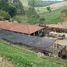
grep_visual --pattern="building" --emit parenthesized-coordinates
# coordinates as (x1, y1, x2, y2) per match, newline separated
(0, 29, 56, 56)
(0, 21, 63, 57)
(0, 21, 44, 36)
(0, 21, 57, 56)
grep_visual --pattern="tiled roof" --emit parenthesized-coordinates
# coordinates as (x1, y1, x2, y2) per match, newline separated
(0, 21, 44, 34)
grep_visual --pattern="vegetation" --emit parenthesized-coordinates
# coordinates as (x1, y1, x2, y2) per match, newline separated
(0, 1, 67, 67)
(43, 10, 63, 24)
(46, 6, 52, 13)
(0, 40, 67, 67)
(0, 0, 9, 11)
(0, 0, 24, 19)
(14, 10, 63, 24)
(0, 0, 65, 24)
(0, 10, 10, 20)
(8, 6, 17, 17)
(13, 0, 65, 24)
(13, 15, 40, 24)
(12, 0, 25, 15)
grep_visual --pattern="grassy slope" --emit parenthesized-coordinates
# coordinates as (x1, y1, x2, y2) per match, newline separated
(14, 9, 63, 24)
(0, 40, 67, 67)
(14, 1, 67, 24)
(40, 10, 63, 24)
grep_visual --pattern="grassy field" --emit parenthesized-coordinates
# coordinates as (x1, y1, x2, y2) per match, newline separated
(14, 2, 67, 24)
(0, 40, 67, 67)
(14, 9, 63, 24)
(13, 1, 67, 24)
(41, 10, 63, 24)
(13, 15, 40, 24)
(13, 7, 65, 24)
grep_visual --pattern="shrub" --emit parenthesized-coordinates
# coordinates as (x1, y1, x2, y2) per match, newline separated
(0, 10, 10, 20)
(46, 6, 52, 13)
(25, 7, 39, 18)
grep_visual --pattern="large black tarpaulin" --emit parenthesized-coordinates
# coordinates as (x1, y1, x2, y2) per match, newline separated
(0, 30, 56, 51)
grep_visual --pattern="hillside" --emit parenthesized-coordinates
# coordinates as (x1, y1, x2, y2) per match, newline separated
(35, 1, 67, 13)
(28, 0, 63, 7)
(49, 1, 67, 10)
(13, 1, 67, 24)
(0, 40, 67, 67)
(34, 1, 67, 24)
(0, 0, 67, 24)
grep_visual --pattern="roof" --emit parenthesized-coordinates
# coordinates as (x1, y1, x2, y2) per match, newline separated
(0, 30, 56, 51)
(0, 21, 44, 34)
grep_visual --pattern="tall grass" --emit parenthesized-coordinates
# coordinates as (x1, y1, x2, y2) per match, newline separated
(13, 9, 63, 24)
(0, 40, 67, 67)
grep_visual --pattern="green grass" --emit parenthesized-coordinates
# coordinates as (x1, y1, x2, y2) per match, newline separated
(35, 7, 64, 24)
(13, 15, 40, 24)
(13, 1, 67, 24)
(35, 5, 67, 24)
(13, 15, 28, 23)
(13, 7, 64, 24)
(43, 10, 63, 24)
(0, 40, 67, 67)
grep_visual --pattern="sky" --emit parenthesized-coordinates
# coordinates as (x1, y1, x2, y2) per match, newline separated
(43, 0, 63, 1)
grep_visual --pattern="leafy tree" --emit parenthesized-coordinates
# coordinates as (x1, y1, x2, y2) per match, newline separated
(46, 6, 52, 13)
(0, 0, 18, 17)
(13, 0, 25, 15)
(0, 0, 9, 11)
(8, 6, 17, 17)
(26, 7, 39, 18)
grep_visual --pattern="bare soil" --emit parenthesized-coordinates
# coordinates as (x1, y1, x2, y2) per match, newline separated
(50, 1, 67, 10)
(0, 57, 13, 67)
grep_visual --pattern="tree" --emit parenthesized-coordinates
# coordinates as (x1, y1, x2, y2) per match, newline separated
(13, 0, 25, 15)
(46, 6, 52, 13)
(8, 6, 17, 17)
(0, 0, 9, 11)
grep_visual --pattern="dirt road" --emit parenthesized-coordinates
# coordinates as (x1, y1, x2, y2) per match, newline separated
(50, 1, 67, 10)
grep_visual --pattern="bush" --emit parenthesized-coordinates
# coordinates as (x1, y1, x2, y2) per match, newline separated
(25, 7, 39, 18)
(0, 10, 10, 20)
(46, 6, 52, 13)
(0, 0, 17, 18)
